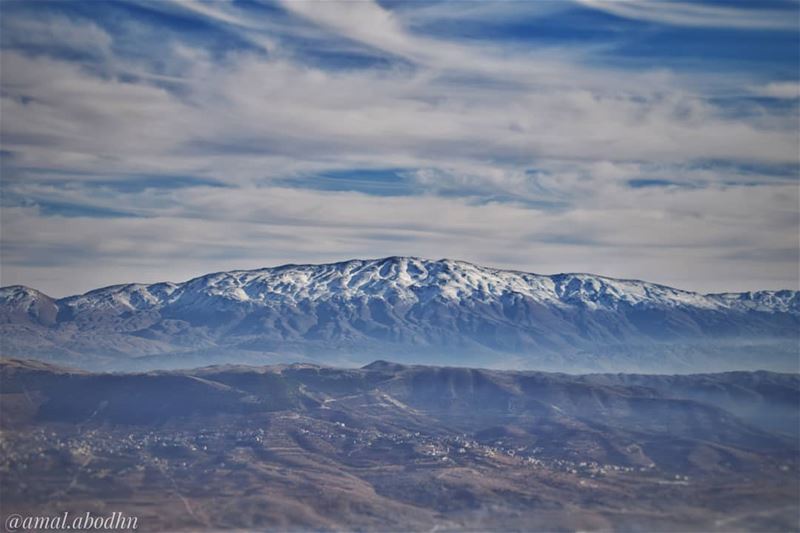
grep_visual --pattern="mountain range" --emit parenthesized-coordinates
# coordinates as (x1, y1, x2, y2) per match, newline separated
(1, 257, 798, 372)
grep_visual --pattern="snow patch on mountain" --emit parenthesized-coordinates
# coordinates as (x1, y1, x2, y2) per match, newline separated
(32, 257, 796, 316)
(1, 257, 797, 373)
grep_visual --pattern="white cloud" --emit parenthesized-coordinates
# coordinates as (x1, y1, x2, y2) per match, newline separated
(577, 0, 799, 30)
(0, 0, 798, 295)
(280, 0, 415, 60)
(3, 45, 795, 190)
(753, 81, 800, 99)
(2, 170, 797, 296)
(1, 13, 112, 57)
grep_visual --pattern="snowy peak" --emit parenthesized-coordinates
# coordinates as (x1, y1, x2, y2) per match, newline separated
(0, 285, 59, 326)
(0, 285, 56, 311)
(550, 274, 722, 311)
(42, 257, 797, 315)
(1, 257, 797, 374)
(709, 290, 800, 314)
(1, 285, 46, 302)
(60, 282, 181, 314)
(1, 258, 797, 316)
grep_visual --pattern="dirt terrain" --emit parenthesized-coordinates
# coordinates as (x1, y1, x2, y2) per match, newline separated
(1, 358, 798, 531)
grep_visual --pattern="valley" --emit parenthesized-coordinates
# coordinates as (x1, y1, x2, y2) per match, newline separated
(2, 358, 798, 531)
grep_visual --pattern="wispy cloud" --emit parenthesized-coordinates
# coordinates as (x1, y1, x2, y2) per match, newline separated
(0, 0, 797, 295)
(753, 81, 800, 99)
(577, 0, 799, 30)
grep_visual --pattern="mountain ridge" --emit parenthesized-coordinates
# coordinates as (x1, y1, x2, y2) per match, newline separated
(4, 255, 798, 303)
(3, 256, 798, 312)
(1, 257, 798, 372)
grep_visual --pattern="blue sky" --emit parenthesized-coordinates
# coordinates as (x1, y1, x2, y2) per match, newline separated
(0, 0, 798, 296)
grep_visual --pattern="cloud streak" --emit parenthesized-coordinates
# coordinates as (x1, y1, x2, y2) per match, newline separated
(0, 0, 797, 296)
(577, 0, 799, 30)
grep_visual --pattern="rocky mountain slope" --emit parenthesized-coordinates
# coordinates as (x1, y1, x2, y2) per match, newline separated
(1, 257, 798, 372)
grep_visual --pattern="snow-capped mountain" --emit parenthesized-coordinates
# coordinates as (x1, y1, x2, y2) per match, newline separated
(1, 257, 798, 372)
